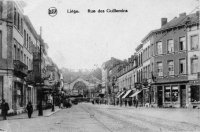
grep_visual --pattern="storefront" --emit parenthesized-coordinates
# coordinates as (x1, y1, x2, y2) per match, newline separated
(153, 83, 187, 108)
(189, 80, 200, 108)
(13, 77, 26, 113)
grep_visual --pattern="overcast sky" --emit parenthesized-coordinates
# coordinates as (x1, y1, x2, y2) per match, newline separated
(23, 0, 198, 70)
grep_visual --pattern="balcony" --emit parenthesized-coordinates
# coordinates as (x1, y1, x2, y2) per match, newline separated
(13, 60, 28, 78)
(26, 70, 35, 85)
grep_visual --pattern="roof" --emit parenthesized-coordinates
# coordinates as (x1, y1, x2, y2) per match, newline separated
(23, 15, 39, 40)
(141, 11, 199, 43)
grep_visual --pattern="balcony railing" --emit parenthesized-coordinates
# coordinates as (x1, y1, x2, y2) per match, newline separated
(13, 60, 28, 77)
(26, 70, 35, 84)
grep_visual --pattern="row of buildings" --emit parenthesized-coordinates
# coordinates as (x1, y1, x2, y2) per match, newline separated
(102, 11, 200, 108)
(0, 1, 63, 114)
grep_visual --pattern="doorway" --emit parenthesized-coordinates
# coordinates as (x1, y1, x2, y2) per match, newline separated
(180, 85, 186, 108)
(157, 86, 163, 107)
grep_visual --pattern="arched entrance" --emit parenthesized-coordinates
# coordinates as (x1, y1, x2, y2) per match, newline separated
(72, 81, 88, 97)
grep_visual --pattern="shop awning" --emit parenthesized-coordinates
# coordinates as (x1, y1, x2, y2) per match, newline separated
(130, 90, 142, 97)
(116, 92, 121, 97)
(122, 90, 133, 99)
(117, 91, 125, 98)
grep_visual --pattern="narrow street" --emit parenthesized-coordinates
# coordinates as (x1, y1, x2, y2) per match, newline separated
(0, 103, 200, 132)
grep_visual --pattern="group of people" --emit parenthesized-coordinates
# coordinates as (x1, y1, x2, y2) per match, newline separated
(116, 98, 139, 108)
(1, 99, 33, 120)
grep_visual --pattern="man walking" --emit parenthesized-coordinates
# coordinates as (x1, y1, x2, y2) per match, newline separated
(26, 101, 33, 118)
(1, 99, 9, 120)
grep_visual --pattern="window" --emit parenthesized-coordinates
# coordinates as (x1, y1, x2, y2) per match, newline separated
(179, 59, 186, 74)
(27, 57, 28, 66)
(148, 65, 151, 79)
(21, 18, 23, 33)
(168, 60, 174, 76)
(191, 86, 200, 102)
(26, 34, 28, 48)
(179, 37, 186, 51)
(14, 8, 17, 26)
(17, 13, 20, 30)
(191, 57, 198, 74)
(157, 62, 163, 77)
(157, 41, 162, 55)
(24, 30, 26, 46)
(29, 37, 31, 50)
(20, 50, 23, 61)
(164, 86, 171, 102)
(13, 45, 16, 59)
(17, 48, 20, 60)
(167, 39, 174, 53)
(24, 54, 26, 64)
(191, 35, 199, 50)
(171, 86, 178, 102)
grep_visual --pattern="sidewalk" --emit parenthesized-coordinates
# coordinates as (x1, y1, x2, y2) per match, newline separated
(0, 107, 61, 121)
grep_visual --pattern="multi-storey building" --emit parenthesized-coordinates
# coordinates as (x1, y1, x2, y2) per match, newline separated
(117, 55, 137, 105)
(187, 11, 200, 108)
(135, 44, 143, 106)
(117, 55, 137, 91)
(141, 31, 155, 107)
(141, 12, 199, 108)
(0, 1, 56, 114)
(23, 15, 38, 110)
(0, 1, 28, 114)
(102, 11, 199, 108)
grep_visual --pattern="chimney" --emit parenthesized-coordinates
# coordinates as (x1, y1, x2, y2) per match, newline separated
(161, 18, 167, 27)
(179, 12, 186, 17)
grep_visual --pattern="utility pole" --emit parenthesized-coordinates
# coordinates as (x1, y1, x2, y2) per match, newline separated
(38, 27, 43, 116)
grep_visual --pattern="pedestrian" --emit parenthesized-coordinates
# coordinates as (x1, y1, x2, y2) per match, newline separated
(26, 101, 33, 118)
(120, 100, 122, 107)
(1, 99, 9, 120)
(133, 98, 136, 107)
(135, 98, 138, 108)
(125, 99, 127, 107)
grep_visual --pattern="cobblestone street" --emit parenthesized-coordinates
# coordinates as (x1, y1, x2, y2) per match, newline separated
(0, 103, 200, 132)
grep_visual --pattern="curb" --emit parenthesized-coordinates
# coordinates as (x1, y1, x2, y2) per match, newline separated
(44, 109, 61, 117)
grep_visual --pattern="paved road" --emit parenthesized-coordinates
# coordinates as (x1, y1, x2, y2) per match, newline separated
(0, 103, 200, 132)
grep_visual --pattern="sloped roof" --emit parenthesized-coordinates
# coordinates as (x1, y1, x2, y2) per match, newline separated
(142, 11, 199, 42)
(161, 13, 199, 31)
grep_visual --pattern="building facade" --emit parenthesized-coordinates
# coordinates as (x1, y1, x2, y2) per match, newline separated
(187, 11, 200, 108)
(0, 1, 59, 114)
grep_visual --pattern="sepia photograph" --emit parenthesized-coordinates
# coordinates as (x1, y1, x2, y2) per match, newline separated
(0, 0, 199, 131)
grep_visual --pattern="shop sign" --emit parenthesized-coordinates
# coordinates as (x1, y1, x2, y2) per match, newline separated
(189, 80, 200, 85)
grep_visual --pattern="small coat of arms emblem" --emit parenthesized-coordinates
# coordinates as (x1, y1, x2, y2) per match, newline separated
(48, 7, 57, 17)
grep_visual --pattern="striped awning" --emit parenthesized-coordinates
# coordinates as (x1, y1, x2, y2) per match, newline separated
(130, 90, 142, 97)
(117, 91, 125, 98)
(122, 90, 132, 99)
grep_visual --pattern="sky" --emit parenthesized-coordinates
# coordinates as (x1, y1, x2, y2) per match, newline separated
(22, 0, 199, 70)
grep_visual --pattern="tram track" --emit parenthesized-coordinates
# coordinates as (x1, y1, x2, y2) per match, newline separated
(80, 104, 200, 132)
(80, 104, 151, 132)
